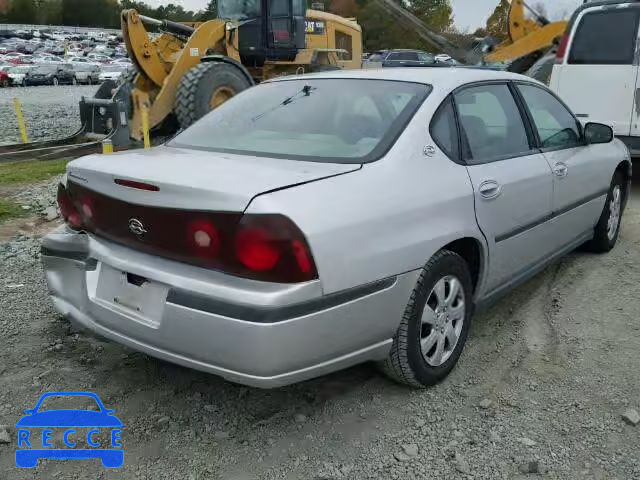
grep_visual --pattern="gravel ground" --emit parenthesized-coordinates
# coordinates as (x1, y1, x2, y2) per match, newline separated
(0, 85, 98, 145)
(0, 179, 638, 479)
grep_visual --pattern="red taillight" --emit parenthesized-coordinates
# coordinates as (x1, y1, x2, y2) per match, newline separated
(233, 214, 317, 282)
(556, 33, 569, 62)
(64, 181, 318, 283)
(186, 219, 221, 258)
(235, 227, 280, 272)
(57, 183, 83, 230)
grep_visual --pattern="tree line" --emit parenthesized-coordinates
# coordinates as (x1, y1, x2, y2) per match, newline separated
(0, 0, 519, 54)
(1, 0, 218, 27)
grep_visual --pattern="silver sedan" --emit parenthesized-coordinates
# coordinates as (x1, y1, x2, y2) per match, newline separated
(42, 68, 631, 388)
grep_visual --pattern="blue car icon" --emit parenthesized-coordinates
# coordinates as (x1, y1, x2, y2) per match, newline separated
(16, 391, 123, 468)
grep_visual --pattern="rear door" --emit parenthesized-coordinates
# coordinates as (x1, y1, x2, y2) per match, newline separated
(551, 5, 640, 135)
(453, 83, 554, 294)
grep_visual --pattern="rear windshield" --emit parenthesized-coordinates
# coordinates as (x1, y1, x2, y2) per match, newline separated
(169, 78, 430, 163)
(569, 9, 640, 65)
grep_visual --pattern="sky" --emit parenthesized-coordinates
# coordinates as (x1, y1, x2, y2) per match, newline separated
(450, 0, 583, 31)
(147, 0, 584, 31)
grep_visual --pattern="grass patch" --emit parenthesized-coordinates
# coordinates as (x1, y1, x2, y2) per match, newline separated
(0, 159, 69, 186)
(0, 198, 24, 222)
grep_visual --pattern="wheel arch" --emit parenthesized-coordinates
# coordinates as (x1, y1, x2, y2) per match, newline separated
(200, 54, 255, 87)
(440, 236, 486, 294)
(615, 159, 632, 211)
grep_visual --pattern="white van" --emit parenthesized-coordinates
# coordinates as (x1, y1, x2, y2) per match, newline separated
(550, 0, 640, 157)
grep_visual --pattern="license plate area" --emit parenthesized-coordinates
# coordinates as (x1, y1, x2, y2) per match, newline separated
(95, 263, 168, 328)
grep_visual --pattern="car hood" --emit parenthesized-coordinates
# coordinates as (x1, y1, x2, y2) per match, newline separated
(16, 410, 123, 427)
(66, 146, 361, 212)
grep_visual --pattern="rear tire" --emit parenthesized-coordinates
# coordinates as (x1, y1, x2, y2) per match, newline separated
(174, 62, 252, 129)
(52, 76, 59, 86)
(587, 171, 625, 253)
(379, 250, 473, 388)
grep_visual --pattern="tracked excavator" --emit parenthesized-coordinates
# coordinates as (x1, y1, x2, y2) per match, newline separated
(0, 0, 362, 161)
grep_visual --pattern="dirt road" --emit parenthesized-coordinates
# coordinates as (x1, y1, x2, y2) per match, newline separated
(0, 182, 638, 479)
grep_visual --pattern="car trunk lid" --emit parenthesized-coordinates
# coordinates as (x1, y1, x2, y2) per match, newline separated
(67, 146, 360, 212)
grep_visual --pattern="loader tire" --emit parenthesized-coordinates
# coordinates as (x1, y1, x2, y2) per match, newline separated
(175, 62, 251, 129)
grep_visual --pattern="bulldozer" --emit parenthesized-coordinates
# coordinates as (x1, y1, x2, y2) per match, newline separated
(87, 0, 363, 147)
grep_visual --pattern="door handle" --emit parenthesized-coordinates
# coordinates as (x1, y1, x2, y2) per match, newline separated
(478, 180, 502, 199)
(553, 162, 568, 177)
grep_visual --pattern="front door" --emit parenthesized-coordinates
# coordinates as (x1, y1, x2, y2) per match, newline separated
(516, 83, 611, 247)
(453, 83, 554, 294)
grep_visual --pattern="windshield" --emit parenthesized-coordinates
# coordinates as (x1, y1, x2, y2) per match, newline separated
(218, 0, 261, 20)
(169, 79, 430, 163)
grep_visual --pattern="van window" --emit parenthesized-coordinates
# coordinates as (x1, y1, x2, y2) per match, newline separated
(569, 9, 640, 65)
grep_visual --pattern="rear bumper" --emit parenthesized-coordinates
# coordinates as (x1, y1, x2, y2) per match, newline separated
(41, 227, 417, 388)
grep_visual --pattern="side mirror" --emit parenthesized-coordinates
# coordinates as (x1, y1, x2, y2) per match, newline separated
(584, 122, 613, 144)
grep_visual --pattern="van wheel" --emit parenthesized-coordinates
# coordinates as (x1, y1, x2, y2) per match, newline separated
(379, 250, 473, 388)
(588, 171, 624, 253)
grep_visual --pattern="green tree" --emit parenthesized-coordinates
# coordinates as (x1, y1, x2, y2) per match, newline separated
(38, 0, 63, 25)
(199, 0, 217, 21)
(354, 0, 454, 52)
(7, 0, 37, 23)
(485, 0, 510, 41)
(411, 0, 453, 32)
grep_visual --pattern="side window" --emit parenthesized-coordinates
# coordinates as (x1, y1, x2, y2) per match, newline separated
(335, 31, 353, 61)
(387, 51, 419, 61)
(454, 84, 530, 164)
(569, 10, 640, 65)
(517, 84, 582, 149)
(430, 98, 459, 160)
(417, 52, 434, 63)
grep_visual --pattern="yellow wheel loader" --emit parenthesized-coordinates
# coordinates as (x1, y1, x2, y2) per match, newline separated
(83, 0, 362, 148)
(483, 0, 567, 76)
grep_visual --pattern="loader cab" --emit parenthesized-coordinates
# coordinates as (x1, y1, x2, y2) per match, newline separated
(219, 0, 306, 66)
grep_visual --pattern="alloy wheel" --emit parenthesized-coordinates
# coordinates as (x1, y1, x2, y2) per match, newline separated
(607, 185, 621, 241)
(420, 275, 465, 367)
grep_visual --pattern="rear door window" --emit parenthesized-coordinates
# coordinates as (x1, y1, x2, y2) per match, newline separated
(454, 84, 531, 164)
(569, 9, 640, 65)
(430, 98, 459, 160)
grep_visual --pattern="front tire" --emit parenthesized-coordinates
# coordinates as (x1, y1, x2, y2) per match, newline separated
(379, 250, 473, 388)
(174, 62, 252, 129)
(52, 76, 59, 86)
(588, 171, 625, 253)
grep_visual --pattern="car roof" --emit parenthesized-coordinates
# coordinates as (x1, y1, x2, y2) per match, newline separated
(272, 67, 538, 89)
(567, 0, 640, 30)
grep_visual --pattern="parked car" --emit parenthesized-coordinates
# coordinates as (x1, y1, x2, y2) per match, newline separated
(33, 55, 64, 64)
(25, 64, 76, 86)
(44, 68, 631, 389)
(550, 0, 640, 157)
(364, 49, 440, 68)
(98, 64, 128, 82)
(8, 65, 34, 86)
(112, 57, 132, 66)
(87, 53, 112, 63)
(73, 63, 100, 85)
(0, 68, 10, 87)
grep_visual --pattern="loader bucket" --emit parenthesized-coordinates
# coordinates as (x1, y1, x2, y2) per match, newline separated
(79, 79, 132, 149)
